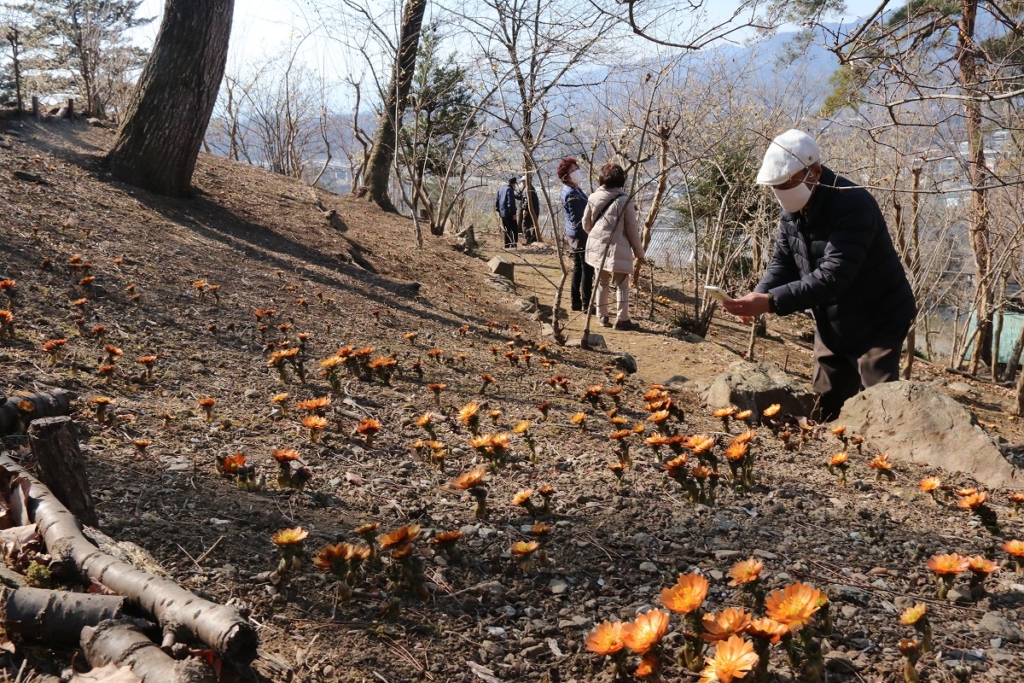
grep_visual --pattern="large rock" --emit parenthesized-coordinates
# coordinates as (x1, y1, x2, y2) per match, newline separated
(837, 381, 1020, 489)
(706, 361, 815, 416)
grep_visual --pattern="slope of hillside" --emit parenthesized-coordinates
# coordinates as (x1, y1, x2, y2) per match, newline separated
(0, 121, 1022, 683)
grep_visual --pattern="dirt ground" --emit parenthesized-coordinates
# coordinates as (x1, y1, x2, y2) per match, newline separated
(0, 121, 1023, 683)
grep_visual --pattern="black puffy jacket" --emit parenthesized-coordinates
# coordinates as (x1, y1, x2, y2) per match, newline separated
(754, 166, 915, 356)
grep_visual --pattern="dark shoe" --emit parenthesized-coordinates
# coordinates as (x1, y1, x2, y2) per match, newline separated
(614, 319, 639, 331)
(599, 317, 611, 328)
(571, 303, 583, 311)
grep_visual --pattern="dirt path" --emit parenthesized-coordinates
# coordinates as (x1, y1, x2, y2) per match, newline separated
(479, 239, 801, 392)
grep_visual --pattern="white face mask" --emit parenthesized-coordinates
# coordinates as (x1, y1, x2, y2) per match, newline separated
(569, 169, 583, 184)
(771, 170, 813, 213)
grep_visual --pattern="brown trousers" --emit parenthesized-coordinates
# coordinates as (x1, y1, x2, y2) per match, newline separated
(812, 333, 904, 421)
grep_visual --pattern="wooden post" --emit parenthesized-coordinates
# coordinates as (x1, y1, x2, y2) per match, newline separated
(27, 416, 98, 526)
(66, 98, 74, 119)
(31, 96, 39, 120)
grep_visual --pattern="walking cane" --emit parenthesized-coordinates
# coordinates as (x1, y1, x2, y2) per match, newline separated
(580, 240, 614, 350)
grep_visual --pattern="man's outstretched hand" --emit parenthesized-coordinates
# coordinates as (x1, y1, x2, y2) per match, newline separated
(721, 292, 771, 323)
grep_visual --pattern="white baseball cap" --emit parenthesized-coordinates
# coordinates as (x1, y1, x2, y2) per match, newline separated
(756, 129, 821, 185)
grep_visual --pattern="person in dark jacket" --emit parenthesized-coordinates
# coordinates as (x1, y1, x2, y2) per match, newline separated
(558, 157, 593, 311)
(495, 176, 519, 248)
(517, 177, 540, 245)
(722, 129, 916, 421)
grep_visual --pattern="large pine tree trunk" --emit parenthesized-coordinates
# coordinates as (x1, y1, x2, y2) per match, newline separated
(107, 0, 234, 198)
(363, 0, 427, 212)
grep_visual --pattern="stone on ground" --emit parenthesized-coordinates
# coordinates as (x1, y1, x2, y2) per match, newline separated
(837, 381, 1020, 489)
(486, 256, 514, 282)
(706, 361, 815, 416)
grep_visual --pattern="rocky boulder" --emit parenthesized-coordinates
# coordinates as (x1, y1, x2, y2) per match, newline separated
(837, 381, 1020, 489)
(486, 256, 514, 282)
(706, 361, 816, 416)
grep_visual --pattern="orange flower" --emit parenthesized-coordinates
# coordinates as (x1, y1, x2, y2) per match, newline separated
(220, 453, 246, 473)
(571, 412, 587, 425)
(301, 415, 328, 430)
(660, 571, 708, 615)
(762, 404, 780, 417)
(702, 607, 752, 641)
(451, 465, 488, 490)
(663, 455, 689, 478)
(967, 556, 999, 575)
(1003, 539, 1024, 557)
(356, 418, 381, 435)
(831, 425, 847, 436)
(272, 448, 301, 463)
(868, 453, 892, 471)
(957, 491, 988, 510)
(724, 442, 748, 461)
(635, 655, 659, 678)
(621, 609, 670, 655)
(925, 553, 969, 575)
(899, 603, 927, 626)
(699, 634, 759, 683)
(430, 530, 463, 546)
(271, 527, 308, 546)
(764, 583, 824, 631)
(512, 420, 530, 434)
(956, 487, 977, 497)
(728, 558, 764, 586)
(919, 477, 941, 492)
(511, 489, 534, 506)
(585, 620, 624, 656)
(378, 524, 421, 550)
(735, 409, 752, 421)
(511, 541, 540, 556)
(458, 402, 480, 424)
(747, 617, 788, 644)
(829, 452, 848, 467)
(713, 406, 736, 418)
(648, 410, 671, 424)
(733, 430, 756, 444)
(297, 396, 331, 412)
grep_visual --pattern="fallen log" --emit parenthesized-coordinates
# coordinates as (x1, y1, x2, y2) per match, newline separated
(82, 619, 216, 683)
(4, 586, 126, 646)
(0, 455, 258, 666)
(0, 389, 72, 437)
(29, 416, 98, 526)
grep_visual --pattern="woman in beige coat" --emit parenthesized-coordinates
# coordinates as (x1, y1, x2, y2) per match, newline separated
(582, 163, 645, 330)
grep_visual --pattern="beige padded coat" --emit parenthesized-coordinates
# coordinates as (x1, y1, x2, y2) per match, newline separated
(582, 187, 645, 274)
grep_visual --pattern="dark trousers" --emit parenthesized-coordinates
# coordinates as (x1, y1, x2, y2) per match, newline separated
(570, 247, 594, 311)
(812, 332, 904, 421)
(520, 216, 537, 244)
(500, 215, 520, 248)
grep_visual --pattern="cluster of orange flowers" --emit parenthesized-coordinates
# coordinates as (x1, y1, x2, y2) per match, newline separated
(587, 559, 826, 680)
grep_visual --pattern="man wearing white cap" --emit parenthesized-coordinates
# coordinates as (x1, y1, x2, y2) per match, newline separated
(722, 129, 916, 421)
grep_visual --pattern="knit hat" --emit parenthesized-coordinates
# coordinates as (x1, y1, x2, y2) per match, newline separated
(756, 129, 821, 185)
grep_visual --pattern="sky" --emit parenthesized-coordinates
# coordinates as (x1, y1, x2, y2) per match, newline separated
(136, 0, 889, 79)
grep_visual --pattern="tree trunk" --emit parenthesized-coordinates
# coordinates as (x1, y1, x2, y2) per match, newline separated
(363, 0, 427, 212)
(901, 323, 916, 380)
(0, 389, 71, 437)
(4, 587, 125, 646)
(82, 619, 216, 683)
(28, 416, 98, 527)
(107, 0, 234, 198)
(958, 0, 993, 374)
(0, 455, 258, 667)
(1015, 352, 1024, 415)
